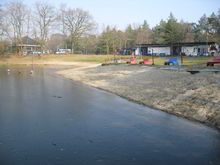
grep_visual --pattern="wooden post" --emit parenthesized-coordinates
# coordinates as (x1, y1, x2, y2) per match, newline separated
(181, 55, 183, 65)
(152, 49, 154, 65)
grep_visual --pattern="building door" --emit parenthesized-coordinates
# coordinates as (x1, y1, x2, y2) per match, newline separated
(141, 47, 148, 55)
(173, 46, 182, 56)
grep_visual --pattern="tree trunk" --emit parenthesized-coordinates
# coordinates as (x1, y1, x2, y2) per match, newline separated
(71, 39, 74, 54)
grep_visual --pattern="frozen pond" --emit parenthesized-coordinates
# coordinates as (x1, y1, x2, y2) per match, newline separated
(0, 67, 220, 165)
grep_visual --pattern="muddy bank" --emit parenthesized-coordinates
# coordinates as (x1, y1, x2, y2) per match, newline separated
(58, 64, 220, 129)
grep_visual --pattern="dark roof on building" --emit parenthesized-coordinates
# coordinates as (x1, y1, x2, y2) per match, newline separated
(121, 48, 136, 50)
(21, 36, 39, 45)
(137, 42, 216, 47)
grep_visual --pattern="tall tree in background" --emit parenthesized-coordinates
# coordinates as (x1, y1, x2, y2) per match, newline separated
(207, 10, 220, 44)
(97, 26, 125, 54)
(33, 2, 56, 52)
(48, 33, 67, 53)
(0, 4, 3, 38)
(193, 10, 220, 44)
(97, 26, 114, 54)
(136, 20, 153, 44)
(151, 19, 166, 44)
(0, 4, 8, 41)
(180, 21, 194, 42)
(60, 8, 95, 53)
(152, 14, 191, 45)
(6, 2, 28, 54)
(124, 24, 136, 48)
(193, 14, 209, 42)
(163, 13, 185, 44)
(79, 34, 98, 54)
(0, 4, 9, 54)
(0, 2, 219, 55)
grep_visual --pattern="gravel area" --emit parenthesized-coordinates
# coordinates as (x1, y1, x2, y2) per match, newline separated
(58, 64, 220, 130)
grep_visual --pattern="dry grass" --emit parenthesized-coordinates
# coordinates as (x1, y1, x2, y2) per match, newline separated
(0, 54, 114, 65)
(0, 54, 213, 66)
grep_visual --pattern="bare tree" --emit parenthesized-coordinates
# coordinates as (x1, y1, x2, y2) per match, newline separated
(136, 22, 153, 44)
(59, 4, 68, 36)
(33, 2, 56, 53)
(48, 33, 67, 53)
(0, 4, 4, 39)
(0, 4, 12, 42)
(60, 8, 96, 53)
(6, 2, 28, 52)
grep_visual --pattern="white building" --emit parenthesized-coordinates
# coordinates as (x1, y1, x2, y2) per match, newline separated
(181, 45, 210, 56)
(148, 46, 170, 56)
(136, 42, 219, 56)
(56, 48, 71, 54)
(135, 44, 170, 56)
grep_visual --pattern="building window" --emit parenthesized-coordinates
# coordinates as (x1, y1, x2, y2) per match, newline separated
(198, 48, 200, 53)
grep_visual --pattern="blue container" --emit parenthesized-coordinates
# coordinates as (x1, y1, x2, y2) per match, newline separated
(167, 58, 180, 65)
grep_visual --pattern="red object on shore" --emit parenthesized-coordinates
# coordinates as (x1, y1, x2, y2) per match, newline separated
(144, 59, 152, 65)
(207, 57, 220, 66)
(131, 58, 136, 64)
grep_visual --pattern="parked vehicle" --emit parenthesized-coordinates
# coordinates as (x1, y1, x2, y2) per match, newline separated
(33, 51, 41, 55)
(56, 49, 71, 55)
(56, 51, 65, 55)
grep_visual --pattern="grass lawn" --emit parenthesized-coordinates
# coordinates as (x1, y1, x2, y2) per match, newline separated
(142, 56, 212, 65)
(114, 55, 212, 65)
(0, 54, 213, 66)
(0, 54, 115, 65)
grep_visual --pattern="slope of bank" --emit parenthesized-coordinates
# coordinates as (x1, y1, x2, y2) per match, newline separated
(58, 64, 220, 130)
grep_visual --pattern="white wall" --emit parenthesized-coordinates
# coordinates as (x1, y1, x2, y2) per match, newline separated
(148, 47, 170, 56)
(182, 46, 209, 56)
(136, 44, 218, 56)
(135, 48, 141, 55)
(182, 47, 195, 56)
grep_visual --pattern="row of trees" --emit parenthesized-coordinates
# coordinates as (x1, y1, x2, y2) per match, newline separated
(96, 11, 220, 54)
(0, 2, 96, 54)
(0, 2, 219, 55)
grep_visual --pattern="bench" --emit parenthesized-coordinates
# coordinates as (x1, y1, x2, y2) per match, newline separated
(207, 57, 220, 66)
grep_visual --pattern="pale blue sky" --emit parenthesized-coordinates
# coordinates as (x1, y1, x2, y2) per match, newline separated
(1, 0, 220, 30)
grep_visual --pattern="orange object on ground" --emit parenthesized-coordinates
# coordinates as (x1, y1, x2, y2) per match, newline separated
(131, 58, 136, 64)
(207, 57, 220, 66)
(144, 59, 152, 64)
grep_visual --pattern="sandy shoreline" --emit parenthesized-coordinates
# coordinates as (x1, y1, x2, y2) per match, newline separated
(57, 64, 220, 130)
